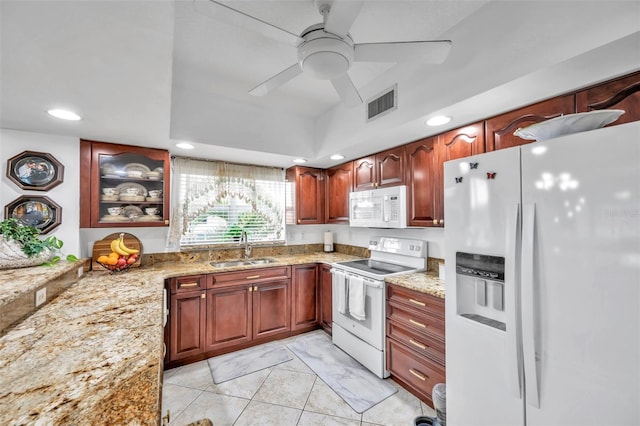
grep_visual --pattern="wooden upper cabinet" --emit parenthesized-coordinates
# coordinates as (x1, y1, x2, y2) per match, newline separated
(353, 156, 376, 190)
(325, 162, 353, 224)
(576, 71, 640, 125)
(439, 122, 485, 164)
(405, 137, 439, 227)
(353, 146, 405, 191)
(80, 140, 170, 228)
(286, 166, 325, 225)
(485, 95, 575, 152)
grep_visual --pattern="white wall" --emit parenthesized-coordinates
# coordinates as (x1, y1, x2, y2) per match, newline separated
(286, 224, 445, 259)
(0, 129, 81, 257)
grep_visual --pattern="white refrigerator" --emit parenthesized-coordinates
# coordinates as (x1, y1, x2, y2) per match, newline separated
(444, 121, 640, 426)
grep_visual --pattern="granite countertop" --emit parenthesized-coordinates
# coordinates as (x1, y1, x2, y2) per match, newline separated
(0, 252, 362, 425)
(0, 260, 85, 308)
(385, 272, 446, 299)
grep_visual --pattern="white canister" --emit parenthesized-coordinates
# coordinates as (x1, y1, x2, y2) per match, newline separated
(438, 262, 445, 280)
(323, 231, 334, 252)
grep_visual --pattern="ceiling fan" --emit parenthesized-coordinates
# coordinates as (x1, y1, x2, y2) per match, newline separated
(195, 0, 452, 107)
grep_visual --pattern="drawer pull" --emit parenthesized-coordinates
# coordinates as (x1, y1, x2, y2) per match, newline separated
(409, 368, 427, 381)
(180, 282, 198, 288)
(409, 339, 426, 350)
(246, 275, 261, 279)
(409, 298, 426, 307)
(409, 318, 426, 328)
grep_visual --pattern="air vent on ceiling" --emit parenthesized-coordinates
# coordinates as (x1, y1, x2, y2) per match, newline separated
(367, 85, 397, 122)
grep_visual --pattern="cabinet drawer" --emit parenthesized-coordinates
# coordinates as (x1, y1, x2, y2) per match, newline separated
(386, 284, 444, 318)
(386, 320, 445, 364)
(386, 300, 445, 342)
(170, 274, 210, 294)
(210, 266, 291, 288)
(386, 338, 445, 406)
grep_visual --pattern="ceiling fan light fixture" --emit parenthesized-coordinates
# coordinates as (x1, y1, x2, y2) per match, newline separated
(298, 35, 354, 80)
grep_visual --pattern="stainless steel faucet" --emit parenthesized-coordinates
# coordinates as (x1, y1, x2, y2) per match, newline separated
(240, 230, 252, 259)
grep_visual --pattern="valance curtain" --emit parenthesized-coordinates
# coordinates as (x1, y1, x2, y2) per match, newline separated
(167, 157, 285, 249)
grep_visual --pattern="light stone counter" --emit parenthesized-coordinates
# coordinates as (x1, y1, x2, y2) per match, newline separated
(0, 252, 361, 425)
(385, 272, 446, 299)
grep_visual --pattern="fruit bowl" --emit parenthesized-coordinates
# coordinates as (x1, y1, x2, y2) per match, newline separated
(94, 233, 142, 273)
(96, 253, 140, 273)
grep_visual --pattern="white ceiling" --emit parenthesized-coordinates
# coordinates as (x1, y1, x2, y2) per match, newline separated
(1, 1, 639, 168)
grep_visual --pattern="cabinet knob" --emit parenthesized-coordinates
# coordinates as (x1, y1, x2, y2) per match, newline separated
(439, 219, 444, 225)
(432, 219, 438, 225)
(200, 293, 205, 299)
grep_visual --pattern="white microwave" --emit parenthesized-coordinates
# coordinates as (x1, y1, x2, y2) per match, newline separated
(349, 185, 407, 228)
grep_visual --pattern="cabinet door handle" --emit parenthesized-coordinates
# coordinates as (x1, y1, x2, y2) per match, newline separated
(180, 282, 199, 288)
(253, 286, 258, 291)
(409, 298, 425, 307)
(409, 339, 426, 350)
(409, 368, 427, 381)
(200, 293, 205, 299)
(246, 275, 260, 279)
(409, 318, 426, 328)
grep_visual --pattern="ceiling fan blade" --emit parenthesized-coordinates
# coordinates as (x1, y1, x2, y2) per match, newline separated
(249, 64, 303, 96)
(330, 73, 362, 107)
(194, 0, 303, 47)
(324, 0, 364, 38)
(354, 40, 452, 64)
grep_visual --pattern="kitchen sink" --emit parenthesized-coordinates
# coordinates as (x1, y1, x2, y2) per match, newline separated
(209, 258, 277, 268)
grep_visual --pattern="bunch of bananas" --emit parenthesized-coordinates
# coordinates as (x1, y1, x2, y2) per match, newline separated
(97, 233, 139, 272)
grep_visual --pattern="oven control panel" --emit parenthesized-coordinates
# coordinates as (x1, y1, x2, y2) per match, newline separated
(368, 236, 427, 258)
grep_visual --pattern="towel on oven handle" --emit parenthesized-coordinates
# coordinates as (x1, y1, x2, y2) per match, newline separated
(348, 275, 366, 321)
(333, 269, 348, 314)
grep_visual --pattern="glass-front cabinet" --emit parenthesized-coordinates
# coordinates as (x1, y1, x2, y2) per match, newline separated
(80, 140, 170, 228)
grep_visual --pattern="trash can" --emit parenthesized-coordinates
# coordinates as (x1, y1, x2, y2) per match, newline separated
(432, 383, 446, 426)
(413, 415, 438, 426)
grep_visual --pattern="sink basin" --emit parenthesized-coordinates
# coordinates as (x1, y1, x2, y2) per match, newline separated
(210, 260, 251, 267)
(210, 258, 276, 268)
(249, 258, 277, 265)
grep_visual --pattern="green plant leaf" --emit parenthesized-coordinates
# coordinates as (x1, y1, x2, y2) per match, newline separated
(66, 254, 78, 262)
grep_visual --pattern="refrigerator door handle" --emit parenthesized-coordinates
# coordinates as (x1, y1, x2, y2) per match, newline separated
(505, 203, 523, 399)
(522, 203, 540, 408)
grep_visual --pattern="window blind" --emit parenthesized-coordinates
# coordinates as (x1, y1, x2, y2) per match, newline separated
(167, 157, 285, 248)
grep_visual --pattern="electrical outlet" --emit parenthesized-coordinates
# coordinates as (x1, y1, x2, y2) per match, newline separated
(77, 266, 84, 278)
(35, 287, 46, 307)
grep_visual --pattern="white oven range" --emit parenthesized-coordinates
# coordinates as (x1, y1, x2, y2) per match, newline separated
(331, 236, 427, 378)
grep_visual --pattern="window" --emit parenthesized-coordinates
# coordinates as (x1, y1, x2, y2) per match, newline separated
(167, 157, 285, 249)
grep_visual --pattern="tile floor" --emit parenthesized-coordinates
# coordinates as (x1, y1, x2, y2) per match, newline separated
(162, 330, 436, 426)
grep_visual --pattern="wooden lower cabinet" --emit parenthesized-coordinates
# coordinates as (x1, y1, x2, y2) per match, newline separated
(386, 283, 445, 407)
(319, 263, 333, 333)
(205, 285, 252, 352)
(167, 266, 328, 368)
(169, 290, 206, 362)
(291, 264, 319, 332)
(253, 279, 291, 339)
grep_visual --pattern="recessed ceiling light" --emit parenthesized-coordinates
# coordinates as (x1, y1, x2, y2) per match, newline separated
(175, 142, 194, 150)
(47, 109, 81, 121)
(293, 158, 307, 164)
(330, 154, 345, 160)
(426, 115, 451, 127)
